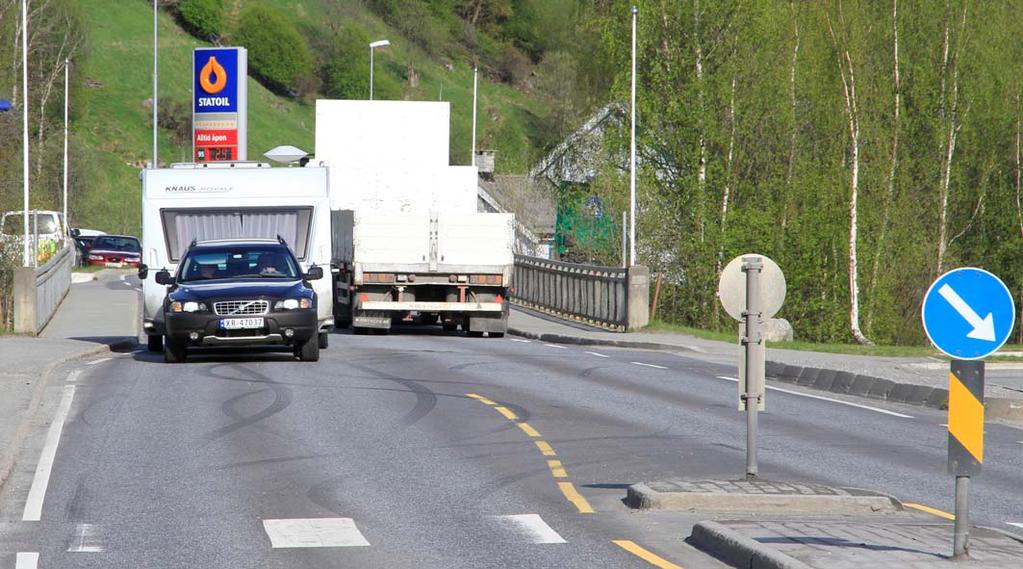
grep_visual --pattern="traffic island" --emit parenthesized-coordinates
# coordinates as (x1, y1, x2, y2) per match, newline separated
(626, 479, 902, 515)
(688, 519, 1023, 568)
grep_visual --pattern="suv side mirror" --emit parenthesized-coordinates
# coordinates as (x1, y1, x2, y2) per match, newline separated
(138, 264, 149, 280)
(70, 228, 80, 238)
(304, 266, 324, 281)
(155, 270, 172, 285)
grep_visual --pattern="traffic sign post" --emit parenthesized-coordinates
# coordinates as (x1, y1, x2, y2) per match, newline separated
(719, 253, 785, 481)
(921, 267, 1013, 559)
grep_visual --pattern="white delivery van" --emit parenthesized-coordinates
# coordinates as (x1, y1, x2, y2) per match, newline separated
(139, 163, 334, 351)
(316, 100, 514, 335)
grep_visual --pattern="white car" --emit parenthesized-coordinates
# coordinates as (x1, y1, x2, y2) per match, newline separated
(0, 210, 70, 262)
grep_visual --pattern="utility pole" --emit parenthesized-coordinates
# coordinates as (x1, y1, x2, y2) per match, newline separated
(152, 0, 158, 167)
(471, 66, 478, 166)
(629, 5, 638, 267)
(22, 0, 30, 267)
(63, 59, 69, 227)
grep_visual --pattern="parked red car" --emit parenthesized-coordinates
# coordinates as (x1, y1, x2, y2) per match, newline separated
(87, 235, 142, 268)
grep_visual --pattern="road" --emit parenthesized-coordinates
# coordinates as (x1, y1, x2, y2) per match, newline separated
(2, 321, 1023, 567)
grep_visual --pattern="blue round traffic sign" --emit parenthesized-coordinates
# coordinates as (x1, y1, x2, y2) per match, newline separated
(921, 267, 1015, 360)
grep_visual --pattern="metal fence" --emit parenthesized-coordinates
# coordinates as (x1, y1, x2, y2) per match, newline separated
(511, 254, 628, 330)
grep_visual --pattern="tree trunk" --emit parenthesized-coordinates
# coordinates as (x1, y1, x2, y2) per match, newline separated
(828, 11, 873, 346)
(866, 0, 900, 332)
(712, 75, 737, 323)
(781, 1, 799, 239)
(694, 0, 707, 243)
(1016, 90, 1022, 239)
(936, 4, 966, 274)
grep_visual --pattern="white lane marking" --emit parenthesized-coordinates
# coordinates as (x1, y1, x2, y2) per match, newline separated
(16, 552, 39, 569)
(544, 344, 567, 349)
(23, 385, 76, 521)
(1017, 441, 1023, 445)
(1008, 522, 1023, 529)
(631, 362, 668, 369)
(585, 351, 608, 358)
(67, 523, 103, 552)
(262, 518, 370, 548)
(66, 370, 81, 383)
(122, 281, 133, 287)
(119, 274, 126, 281)
(85, 357, 111, 366)
(716, 376, 913, 418)
(491, 514, 567, 544)
(510, 338, 531, 343)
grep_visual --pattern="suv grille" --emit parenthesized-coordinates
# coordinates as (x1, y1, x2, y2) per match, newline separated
(214, 300, 269, 316)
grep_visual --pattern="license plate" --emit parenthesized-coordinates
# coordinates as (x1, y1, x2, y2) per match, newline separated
(105, 262, 123, 268)
(219, 318, 264, 330)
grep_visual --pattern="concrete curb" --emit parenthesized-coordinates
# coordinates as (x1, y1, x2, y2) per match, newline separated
(626, 482, 902, 515)
(688, 520, 813, 569)
(508, 327, 704, 353)
(0, 338, 137, 495)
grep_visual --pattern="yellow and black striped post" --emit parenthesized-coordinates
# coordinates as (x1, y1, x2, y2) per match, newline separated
(948, 359, 984, 559)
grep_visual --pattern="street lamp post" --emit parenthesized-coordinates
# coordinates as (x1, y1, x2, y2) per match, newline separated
(63, 59, 69, 228)
(153, 0, 158, 167)
(22, 0, 30, 267)
(629, 5, 638, 267)
(369, 39, 390, 100)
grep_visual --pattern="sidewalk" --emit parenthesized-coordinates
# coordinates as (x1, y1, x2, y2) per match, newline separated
(0, 270, 138, 491)
(508, 307, 1023, 421)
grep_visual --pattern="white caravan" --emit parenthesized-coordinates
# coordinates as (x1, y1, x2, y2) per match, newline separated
(139, 163, 334, 350)
(316, 100, 515, 335)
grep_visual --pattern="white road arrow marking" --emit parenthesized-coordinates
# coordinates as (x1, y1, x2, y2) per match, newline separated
(938, 284, 996, 341)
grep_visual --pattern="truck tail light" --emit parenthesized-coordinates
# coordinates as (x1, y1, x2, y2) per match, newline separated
(364, 272, 395, 283)
(469, 274, 502, 285)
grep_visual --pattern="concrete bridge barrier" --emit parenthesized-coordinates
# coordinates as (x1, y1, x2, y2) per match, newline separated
(511, 254, 649, 331)
(13, 245, 73, 335)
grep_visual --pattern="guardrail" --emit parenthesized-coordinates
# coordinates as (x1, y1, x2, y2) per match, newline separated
(511, 254, 649, 331)
(13, 244, 73, 334)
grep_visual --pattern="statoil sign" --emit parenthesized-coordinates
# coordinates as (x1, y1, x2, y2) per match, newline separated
(192, 47, 248, 162)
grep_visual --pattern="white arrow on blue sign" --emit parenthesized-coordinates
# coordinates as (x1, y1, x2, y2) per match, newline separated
(921, 267, 1016, 360)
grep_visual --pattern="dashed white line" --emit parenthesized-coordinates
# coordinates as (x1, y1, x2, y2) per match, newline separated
(492, 514, 567, 544)
(716, 376, 913, 418)
(119, 274, 126, 281)
(15, 552, 39, 569)
(1008, 522, 1023, 529)
(122, 281, 133, 287)
(631, 362, 667, 369)
(23, 385, 76, 521)
(509, 338, 531, 343)
(262, 518, 370, 548)
(66, 369, 81, 383)
(67, 523, 103, 552)
(85, 357, 111, 366)
(585, 351, 608, 358)
(544, 344, 567, 349)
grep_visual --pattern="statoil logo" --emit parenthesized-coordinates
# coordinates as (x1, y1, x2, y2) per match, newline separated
(199, 56, 228, 94)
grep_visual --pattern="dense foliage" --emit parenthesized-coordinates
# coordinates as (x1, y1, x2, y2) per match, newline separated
(233, 4, 315, 97)
(176, 0, 224, 42)
(582, 0, 1023, 345)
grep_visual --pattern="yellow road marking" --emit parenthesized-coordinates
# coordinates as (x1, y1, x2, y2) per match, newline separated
(466, 393, 496, 406)
(494, 406, 518, 420)
(558, 482, 594, 514)
(948, 373, 984, 463)
(517, 422, 541, 437)
(547, 459, 568, 478)
(612, 540, 684, 569)
(535, 440, 556, 456)
(905, 502, 955, 520)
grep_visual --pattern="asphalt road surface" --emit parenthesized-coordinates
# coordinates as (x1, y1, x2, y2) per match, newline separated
(2, 326, 1023, 568)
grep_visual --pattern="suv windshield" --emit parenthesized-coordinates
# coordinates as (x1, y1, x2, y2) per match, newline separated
(92, 236, 141, 252)
(179, 246, 300, 282)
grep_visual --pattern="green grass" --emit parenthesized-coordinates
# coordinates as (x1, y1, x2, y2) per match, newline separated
(644, 320, 1023, 359)
(73, 1, 549, 237)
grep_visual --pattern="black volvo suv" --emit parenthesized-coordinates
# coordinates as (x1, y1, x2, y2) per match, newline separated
(154, 239, 324, 363)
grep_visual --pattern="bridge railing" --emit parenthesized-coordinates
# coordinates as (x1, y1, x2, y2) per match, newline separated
(13, 244, 73, 335)
(511, 254, 649, 331)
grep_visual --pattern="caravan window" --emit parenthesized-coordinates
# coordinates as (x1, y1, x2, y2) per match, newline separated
(160, 208, 313, 261)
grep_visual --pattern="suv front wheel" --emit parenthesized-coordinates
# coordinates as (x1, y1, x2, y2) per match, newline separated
(296, 335, 320, 362)
(164, 338, 187, 363)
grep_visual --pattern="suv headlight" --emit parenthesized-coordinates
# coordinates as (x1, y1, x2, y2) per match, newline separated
(171, 301, 208, 313)
(274, 298, 312, 310)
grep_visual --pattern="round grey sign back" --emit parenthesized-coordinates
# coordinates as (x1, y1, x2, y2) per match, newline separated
(718, 254, 786, 322)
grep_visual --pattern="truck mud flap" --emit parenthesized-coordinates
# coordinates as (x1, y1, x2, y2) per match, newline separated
(466, 313, 508, 334)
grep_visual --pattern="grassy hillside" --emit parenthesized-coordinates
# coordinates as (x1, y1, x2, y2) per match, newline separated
(72, 0, 548, 236)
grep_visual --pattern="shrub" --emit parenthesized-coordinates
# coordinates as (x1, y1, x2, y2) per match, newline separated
(177, 0, 224, 41)
(233, 4, 314, 96)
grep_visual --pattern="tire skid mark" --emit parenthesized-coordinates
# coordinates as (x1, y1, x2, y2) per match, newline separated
(204, 363, 294, 441)
(346, 362, 438, 429)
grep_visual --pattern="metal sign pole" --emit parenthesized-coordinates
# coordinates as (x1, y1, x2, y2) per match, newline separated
(948, 359, 984, 559)
(742, 256, 763, 480)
